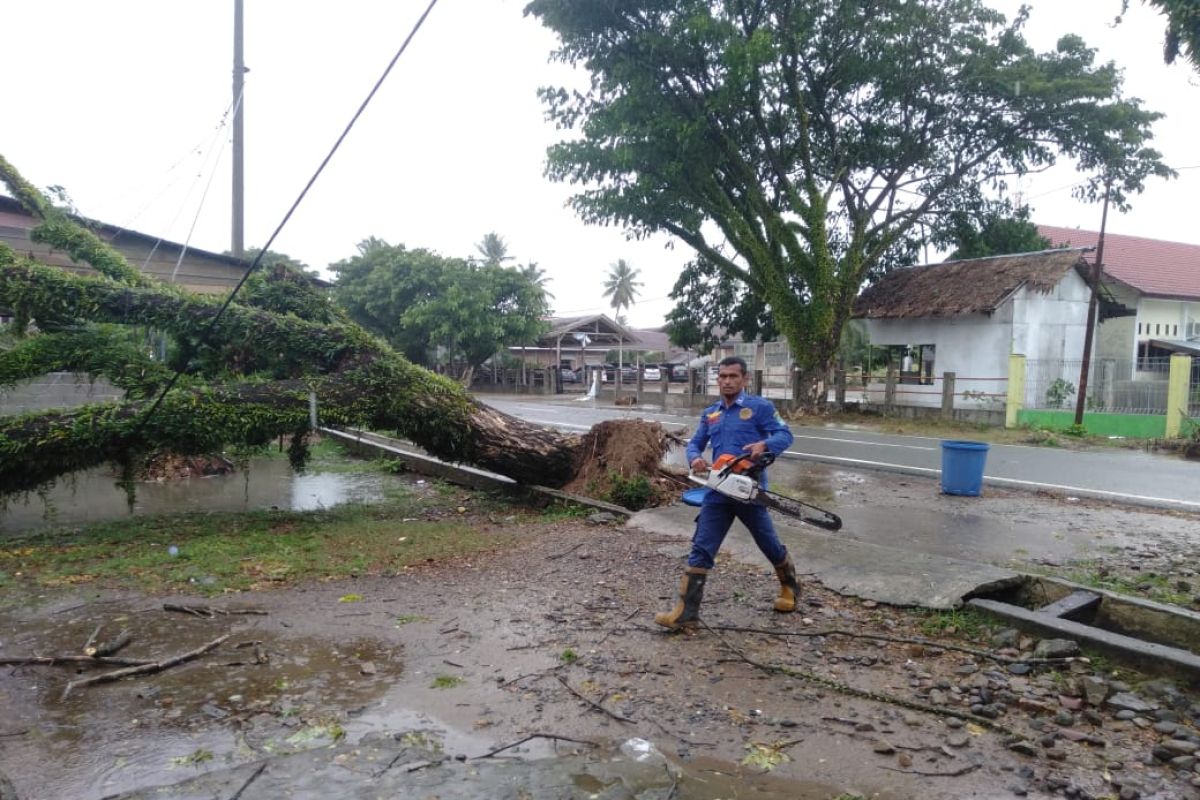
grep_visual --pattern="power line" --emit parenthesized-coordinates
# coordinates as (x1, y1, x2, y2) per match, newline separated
(133, 0, 441, 437)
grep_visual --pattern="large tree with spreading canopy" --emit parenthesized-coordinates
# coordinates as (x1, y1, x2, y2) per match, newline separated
(526, 0, 1168, 404)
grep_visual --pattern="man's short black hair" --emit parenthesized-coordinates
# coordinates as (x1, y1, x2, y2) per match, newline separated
(718, 356, 748, 375)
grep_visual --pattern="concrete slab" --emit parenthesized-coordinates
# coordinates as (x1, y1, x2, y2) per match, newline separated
(629, 505, 1022, 610)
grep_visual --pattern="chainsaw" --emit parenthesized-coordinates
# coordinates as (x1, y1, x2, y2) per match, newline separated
(688, 452, 843, 531)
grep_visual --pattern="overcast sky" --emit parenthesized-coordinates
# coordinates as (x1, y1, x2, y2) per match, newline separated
(2, 1, 1196, 328)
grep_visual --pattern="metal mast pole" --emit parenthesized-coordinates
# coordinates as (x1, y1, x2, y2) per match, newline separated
(232, 0, 245, 257)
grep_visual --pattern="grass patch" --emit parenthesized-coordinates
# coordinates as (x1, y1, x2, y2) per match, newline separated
(1058, 562, 1194, 607)
(815, 410, 1149, 450)
(916, 607, 990, 639)
(0, 482, 531, 595)
(430, 674, 463, 689)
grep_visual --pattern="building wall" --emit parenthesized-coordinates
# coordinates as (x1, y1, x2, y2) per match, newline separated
(1137, 298, 1189, 342)
(1011, 270, 1090, 363)
(862, 312, 1012, 407)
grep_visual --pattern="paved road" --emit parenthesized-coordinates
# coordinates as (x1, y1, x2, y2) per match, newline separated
(479, 394, 1200, 512)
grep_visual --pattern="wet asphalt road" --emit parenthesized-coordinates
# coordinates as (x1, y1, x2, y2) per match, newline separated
(478, 394, 1200, 512)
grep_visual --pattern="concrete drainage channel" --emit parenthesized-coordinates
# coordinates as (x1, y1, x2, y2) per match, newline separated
(967, 576, 1200, 681)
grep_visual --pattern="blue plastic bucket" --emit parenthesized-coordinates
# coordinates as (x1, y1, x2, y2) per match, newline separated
(940, 440, 990, 496)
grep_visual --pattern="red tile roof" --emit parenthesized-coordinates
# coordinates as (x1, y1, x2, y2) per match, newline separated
(1037, 224, 1200, 301)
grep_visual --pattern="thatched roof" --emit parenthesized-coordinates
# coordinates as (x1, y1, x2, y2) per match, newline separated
(852, 248, 1091, 320)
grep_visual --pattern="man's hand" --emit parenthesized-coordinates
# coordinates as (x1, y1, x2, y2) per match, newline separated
(742, 441, 768, 461)
(689, 457, 709, 474)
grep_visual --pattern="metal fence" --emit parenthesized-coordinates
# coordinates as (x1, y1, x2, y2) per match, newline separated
(1025, 358, 1170, 415)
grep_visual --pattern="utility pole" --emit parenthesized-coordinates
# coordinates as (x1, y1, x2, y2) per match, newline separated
(231, 0, 245, 258)
(1074, 178, 1111, 426)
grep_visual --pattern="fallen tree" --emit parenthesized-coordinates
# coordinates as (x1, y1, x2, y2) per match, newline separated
(0, 156, 669, 500)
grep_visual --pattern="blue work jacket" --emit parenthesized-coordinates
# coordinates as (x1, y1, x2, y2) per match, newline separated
(686, 392, 794, 486)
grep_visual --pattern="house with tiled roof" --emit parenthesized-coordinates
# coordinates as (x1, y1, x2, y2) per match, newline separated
(1038, 225, 1200, 370)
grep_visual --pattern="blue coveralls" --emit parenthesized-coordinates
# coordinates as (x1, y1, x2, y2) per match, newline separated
(685, 392, 795, 570)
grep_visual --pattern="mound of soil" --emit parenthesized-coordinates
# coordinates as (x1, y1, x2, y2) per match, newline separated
(141, 453, 236, 481)
(565, 419, 687, 507)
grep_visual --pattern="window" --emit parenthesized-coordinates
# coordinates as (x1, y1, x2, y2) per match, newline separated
(1138, 322, 1143, 335)
(1136, 341, 1173, 372)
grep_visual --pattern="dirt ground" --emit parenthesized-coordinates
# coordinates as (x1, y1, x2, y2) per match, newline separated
(2, 475, 1200, 800)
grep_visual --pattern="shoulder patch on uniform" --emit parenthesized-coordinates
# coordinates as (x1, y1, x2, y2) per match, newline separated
(738, 407, 753, 420)
(706, 411, 722, 422)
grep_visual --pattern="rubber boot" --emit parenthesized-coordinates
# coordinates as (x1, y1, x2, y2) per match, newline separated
(773, 554, 800, 613)
(654, 567, 708, 630)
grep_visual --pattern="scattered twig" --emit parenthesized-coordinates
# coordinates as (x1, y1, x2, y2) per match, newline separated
(556, 676, 634, 724)
(90, 630, 132, 658)
(334, 612, 372, 618)
(880, 763, 982, 777)
(474, 733, 598, 760)
(82, 624, 103, 655)
(60, 634, 230, 701)
(498, 667, 558, 688)
(0, 729, 29, 738)
(372, 755, 440, 779)
(229, 762, 267, 800)
(443, 659, 464, 668)
(701, 622, 1019, 738)
(0, 655, 151, 667)
(548, 541, 586, 560)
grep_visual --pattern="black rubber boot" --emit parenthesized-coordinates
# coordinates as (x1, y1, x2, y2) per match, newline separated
(654, 567, 708, 630)
(773, 553, 800, 612)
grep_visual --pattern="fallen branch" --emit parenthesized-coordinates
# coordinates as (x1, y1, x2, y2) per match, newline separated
(163, 603, 268, 618)
(0, 654, 151, 667)
(82, 624, 103, 654)
(556, 676, 633, 723)
(474, 732, 598, 760)
(60, 634, 230, 701)
(88, 630, 132, 658)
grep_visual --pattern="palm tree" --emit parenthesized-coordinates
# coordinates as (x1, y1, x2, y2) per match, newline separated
(520, 261, 554, 299)
(475, 232, 512, 267)
(601, 259, 642, 382)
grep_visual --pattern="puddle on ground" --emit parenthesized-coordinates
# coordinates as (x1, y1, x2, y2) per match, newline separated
(0, 606, 403, 800)
(0, 458, 390, 534)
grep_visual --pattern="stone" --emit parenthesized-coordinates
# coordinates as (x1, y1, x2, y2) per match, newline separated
(1007, 740, 1038, 756)
(1082, 676, 1110, 707)
(1170, 755, 1197, 771)
(360, 662, 377, 676)
(1033, 638, 1081, 659)
(1055, 710, 1077, 727)
(992, 628, 1021, 649)
(872, 741, 895, 755)
(1153, 721, 1179, 735)
(1115, 710, 1137, 721)
(944, 717, 965, 729)
(946, 733, 971, 748)
(1107, 693, 1158, 714)
(1059, 695, 1083, 711)
(1161, 739, 1200, 755)
(1044, 747, 1067, 761)
(1007, 663, 1032, 676)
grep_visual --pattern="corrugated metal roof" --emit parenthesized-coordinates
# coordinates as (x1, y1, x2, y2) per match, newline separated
(1038, 224, 1200, 301)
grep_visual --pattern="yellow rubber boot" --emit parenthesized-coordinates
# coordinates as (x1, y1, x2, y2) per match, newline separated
(654, 567, 708, 630)
(773, 554, 800, 613)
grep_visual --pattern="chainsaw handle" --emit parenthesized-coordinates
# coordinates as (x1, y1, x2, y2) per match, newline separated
(716, 451, 775, 478)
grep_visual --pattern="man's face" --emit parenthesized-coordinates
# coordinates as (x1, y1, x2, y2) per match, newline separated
(717, 364, 746, 400)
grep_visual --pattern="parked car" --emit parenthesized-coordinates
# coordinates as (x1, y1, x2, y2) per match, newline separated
(602, 365, 639, 383)
(642, 365, 661, 382)
(559, 367, 579, 384)
(668, 364, 690, 382)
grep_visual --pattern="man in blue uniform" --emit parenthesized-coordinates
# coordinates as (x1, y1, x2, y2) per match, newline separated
(655, 356, 799, 631)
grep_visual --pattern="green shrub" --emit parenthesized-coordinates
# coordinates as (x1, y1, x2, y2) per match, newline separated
(607, 473, 653, 510)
